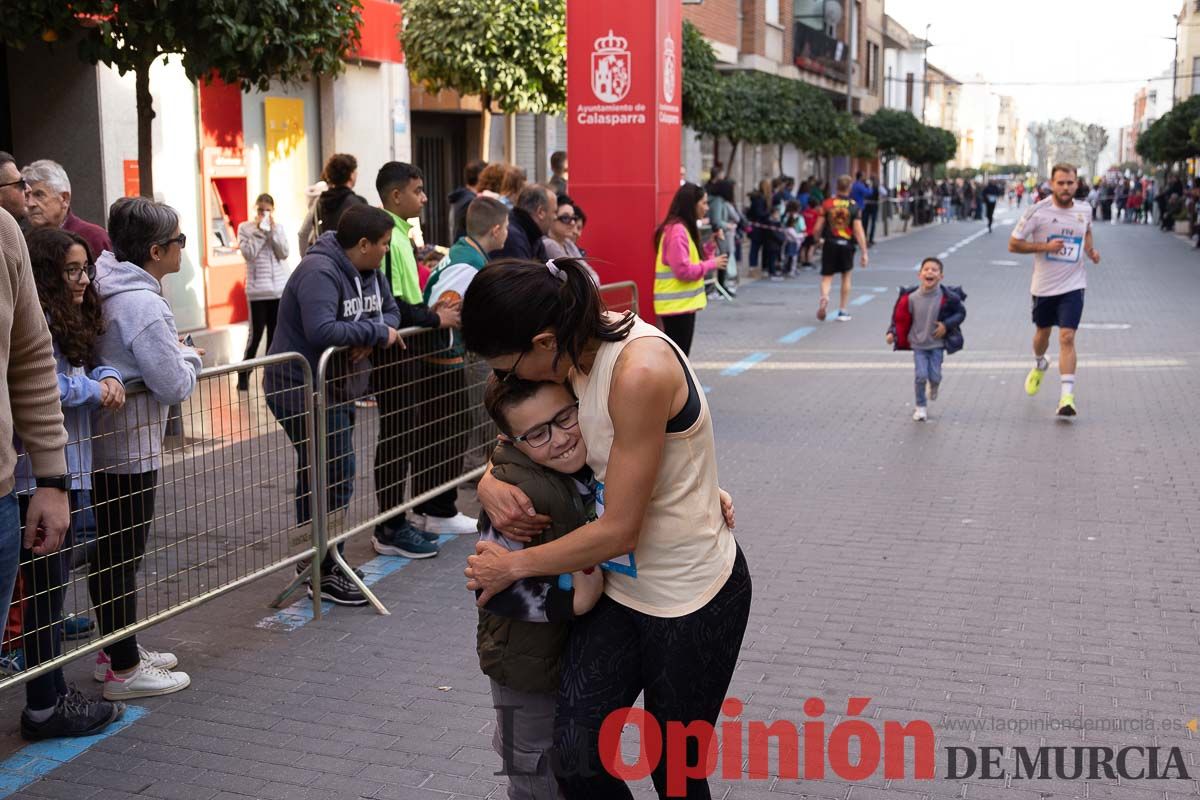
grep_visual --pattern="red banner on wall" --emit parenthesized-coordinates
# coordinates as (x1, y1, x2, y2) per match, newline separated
(567, 0, 681, 323)
(349, 0, 405, 64)
(122, 160, 139, 198)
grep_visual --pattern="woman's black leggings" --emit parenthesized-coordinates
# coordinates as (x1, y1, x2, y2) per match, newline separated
(660, 313, 697, 357)
(89, 470, 157, 672)
(553, 546, 752, 799)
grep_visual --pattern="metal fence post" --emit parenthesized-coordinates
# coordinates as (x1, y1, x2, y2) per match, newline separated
(307, 379, 325, 622)
(313, 346, 389, 616)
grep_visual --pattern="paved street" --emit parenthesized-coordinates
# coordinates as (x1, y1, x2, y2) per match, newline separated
(1, 207, 1199, 799)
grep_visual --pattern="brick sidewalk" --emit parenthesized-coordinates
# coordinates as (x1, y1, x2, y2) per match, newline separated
(1, 211, 1199, 799)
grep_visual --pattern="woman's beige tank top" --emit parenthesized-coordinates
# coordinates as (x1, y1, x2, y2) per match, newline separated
(570, 316, 736, 618)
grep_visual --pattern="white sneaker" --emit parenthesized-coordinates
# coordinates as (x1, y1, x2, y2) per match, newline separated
(912, 406, 928, 422)
(94, 645, 179, 682)
(834, 310, 853, 322)
(102, 664, 190, 701)
(411, 511, 477, 535)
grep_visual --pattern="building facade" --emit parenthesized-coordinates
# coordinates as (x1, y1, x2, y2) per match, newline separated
(952, 76, 999, 169)
(880, 14, 926, 188)
(0, 0, 409, 356)
(1174, 0, 1200, 103)
(924, 63, 960, 137)
(994, 95, 1028, 167)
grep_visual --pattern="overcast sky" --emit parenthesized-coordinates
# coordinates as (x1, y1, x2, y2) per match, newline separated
(886, 0, 1180, 130)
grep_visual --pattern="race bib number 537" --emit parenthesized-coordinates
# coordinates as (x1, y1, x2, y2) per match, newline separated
(1046, 234, 1082, 263)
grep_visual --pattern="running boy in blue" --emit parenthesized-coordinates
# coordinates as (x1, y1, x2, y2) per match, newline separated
(886, 257, 966, 421)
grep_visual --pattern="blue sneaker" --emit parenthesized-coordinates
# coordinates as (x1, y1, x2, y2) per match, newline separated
(61, 616, 95, 641)
(372, 521, 439, 559)
(0, 649, 25, 674)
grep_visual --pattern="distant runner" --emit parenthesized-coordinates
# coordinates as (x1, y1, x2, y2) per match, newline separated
(1008, 163, 1101, 418)
(810, 174, 869, 322)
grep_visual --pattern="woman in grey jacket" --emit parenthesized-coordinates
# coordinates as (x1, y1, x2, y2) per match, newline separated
(236, 193, 289, 391)
(90, 197, 202, 701)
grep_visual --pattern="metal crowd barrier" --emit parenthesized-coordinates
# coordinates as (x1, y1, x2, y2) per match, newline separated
(273, 327, 497, 615)
(0, 282, 642, 687)
(0, 353, 317, 691)
(598, 280, 639, 317)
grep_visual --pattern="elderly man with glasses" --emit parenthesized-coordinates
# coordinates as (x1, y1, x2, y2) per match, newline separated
(0, 152, 29, 227)
(21, 159, 112, 259)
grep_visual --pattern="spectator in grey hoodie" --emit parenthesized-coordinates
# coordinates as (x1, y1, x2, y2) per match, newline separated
(90, 197, 201, 702)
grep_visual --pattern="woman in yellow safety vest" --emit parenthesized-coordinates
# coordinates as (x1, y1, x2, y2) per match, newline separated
(653, 183, 728, 356)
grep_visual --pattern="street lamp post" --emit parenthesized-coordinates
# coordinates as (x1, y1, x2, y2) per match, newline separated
(845, 0, 855, 114)
(1171, 13, 1179, 107)
(922, 23, 930, 124)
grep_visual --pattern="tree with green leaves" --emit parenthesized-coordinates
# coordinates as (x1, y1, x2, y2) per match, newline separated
(402, 0, 565, 161)
(907, 124, 957, 175)
(698, 70, 767, 165)
(859, 108, 924, 170)
(1133, 95, 1200, 167)
(681, 20, 723, 136)
(1, 0, 363, 197)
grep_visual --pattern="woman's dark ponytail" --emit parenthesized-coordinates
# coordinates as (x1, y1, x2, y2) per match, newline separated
(461, 257, 634, 366)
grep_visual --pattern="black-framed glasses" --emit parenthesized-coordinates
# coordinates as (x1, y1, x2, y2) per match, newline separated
(555, 214, 578, 224)
(0, 178, 27, 191)
(63, 263, 96, 283)
(493, 350, 527, 384)
(158, 233, 187, 249)
(507, 402, 580, 448)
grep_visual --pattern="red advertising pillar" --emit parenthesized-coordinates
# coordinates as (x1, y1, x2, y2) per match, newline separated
(567, 0, 681, 323)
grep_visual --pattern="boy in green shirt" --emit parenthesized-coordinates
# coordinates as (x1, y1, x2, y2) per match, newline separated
(371, 163, 463, 559)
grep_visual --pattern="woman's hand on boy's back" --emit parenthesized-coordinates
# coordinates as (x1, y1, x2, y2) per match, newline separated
(478, 466, 551, 541)
(466, 540, 515, 605)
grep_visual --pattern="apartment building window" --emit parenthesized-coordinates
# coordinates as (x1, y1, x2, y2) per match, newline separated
(905, 73, 914, 112)
(867, 42, 880, 92)
(1193, 56, 1200, 96)
(997, 125, 1005, 136)
(767, 0, 780, 26)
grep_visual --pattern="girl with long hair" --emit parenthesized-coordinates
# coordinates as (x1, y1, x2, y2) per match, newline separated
(652, 183, 727, 356)
(14, 228, 125, 738)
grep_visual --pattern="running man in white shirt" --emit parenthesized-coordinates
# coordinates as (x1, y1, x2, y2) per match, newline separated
(1008, 163, 1101, 418)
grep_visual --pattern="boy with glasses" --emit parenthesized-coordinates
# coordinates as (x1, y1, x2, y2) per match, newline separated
(475, 376, 603, 798)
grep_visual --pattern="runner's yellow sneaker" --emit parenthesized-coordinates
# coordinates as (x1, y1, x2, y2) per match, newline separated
(1025, 365, 1045, 396)
(1056, 393, 1077, 417)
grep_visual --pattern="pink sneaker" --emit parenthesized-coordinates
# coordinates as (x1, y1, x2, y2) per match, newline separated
(93, 646, 179, 682)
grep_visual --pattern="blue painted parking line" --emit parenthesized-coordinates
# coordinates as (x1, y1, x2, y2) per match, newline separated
(850, 294, 876, 306)
(778, 327, 815, 344)
(0, 705, 150, 797)
(257, 534, 454, 632)
(721, 352, 771, 377)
